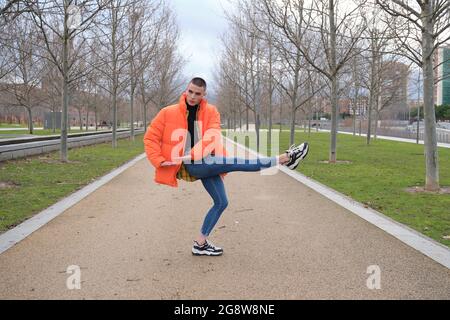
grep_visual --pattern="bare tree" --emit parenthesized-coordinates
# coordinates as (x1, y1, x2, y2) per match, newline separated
(0, 0, 22, 16)
(92, 0, 135, 148)
(76, 50, 102, 132)
(213, 38, 245, 132)
(24, 0, 111, 161)
(272, 34, 326, 146)
(217, 23, 252, 132)
(360, 4, 391, 144)
(0, 0, 29, 25)
(221, 6, 268, 151)
(2, 14, 47, 134)
(0, 1, 23, 81)
(127, 1, 140, 141)
(138, 29, 185, 128)
(261, 0, 367, 163)
(376, 0, 450, 191)
(126, 0, 156, 141)
(348, 47, 366, 136)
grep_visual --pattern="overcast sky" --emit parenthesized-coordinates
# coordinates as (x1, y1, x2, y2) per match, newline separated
(167, 0, 423, 100)
(169, 0, 232, 91)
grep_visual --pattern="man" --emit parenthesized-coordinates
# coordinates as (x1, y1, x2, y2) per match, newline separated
(144, 78, 309, 256)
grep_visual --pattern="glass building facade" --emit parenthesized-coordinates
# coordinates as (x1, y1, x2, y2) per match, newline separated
(437, 46, 450, 106)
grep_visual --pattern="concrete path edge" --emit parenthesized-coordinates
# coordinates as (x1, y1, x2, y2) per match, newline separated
(0, 154, 147, 255)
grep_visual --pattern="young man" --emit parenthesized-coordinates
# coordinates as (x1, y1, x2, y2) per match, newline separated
(143, 78, 309, 256)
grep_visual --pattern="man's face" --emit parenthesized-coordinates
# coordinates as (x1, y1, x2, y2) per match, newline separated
(185, 83, 206, 106)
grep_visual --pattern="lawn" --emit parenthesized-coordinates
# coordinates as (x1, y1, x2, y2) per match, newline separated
(0, 135, 144, 233)
(0, 123, 28, 128)
(224, 130, 450, 247)
(0, 129, 106, 137)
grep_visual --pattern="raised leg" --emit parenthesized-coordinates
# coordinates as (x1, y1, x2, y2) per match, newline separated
(184, 155, 278, 179)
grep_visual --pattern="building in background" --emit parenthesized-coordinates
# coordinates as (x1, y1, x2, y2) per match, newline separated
(379, 61, 409, 120)
(435, 45, 450, 106)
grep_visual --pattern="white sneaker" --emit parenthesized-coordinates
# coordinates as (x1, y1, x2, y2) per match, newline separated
(285, 142, 309, 170)
(192, 240, 223, 256)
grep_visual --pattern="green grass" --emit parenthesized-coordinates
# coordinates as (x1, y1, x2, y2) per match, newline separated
(224, 130, 450, 247)
(0, 135, 144, 233)
(0, 123, 28, 128)
(0, 127, 135, 138)
(259, 125, 303, 131)
(0, 129, 106, 137)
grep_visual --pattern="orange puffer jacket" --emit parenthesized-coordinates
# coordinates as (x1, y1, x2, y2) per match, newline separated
(143, 93, 228, 187)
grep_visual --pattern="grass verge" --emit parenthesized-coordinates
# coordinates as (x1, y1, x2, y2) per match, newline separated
(0, 129, 107, 137)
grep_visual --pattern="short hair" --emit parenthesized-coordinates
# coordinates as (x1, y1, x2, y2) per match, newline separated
(190, 77, 207, 90)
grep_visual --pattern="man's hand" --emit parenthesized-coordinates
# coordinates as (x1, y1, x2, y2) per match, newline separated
(172, 155, 192, 162)
(160, 155, 192, 167)
(160, 161, 177, 167)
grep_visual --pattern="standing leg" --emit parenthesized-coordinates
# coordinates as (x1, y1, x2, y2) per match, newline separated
(198, 175, 228, 238)
(192, 175, 228, 256)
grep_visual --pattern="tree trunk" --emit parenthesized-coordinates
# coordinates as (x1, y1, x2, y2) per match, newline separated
(129, 20, 136, 142)
(61, 21, 69, 162)
(308, 112, 311, 136)
(130, 88, 135, 141)
(78, 108, 82, 131)
(422, 8, 439, 191)
(367, 94, 373, 145)
(239, 106, 242, 131)
(279, 98, 282, 133)
(255, 112, 260, 153)
(52, 107, 56, 133)
(416, 106, 420, 144)
(290, 106, 296, 147)
(245, 78, 249, 131)
(112, 87, 117, 148)
(359, 112, 362, 136)
(268, 34, 273, 151)
(353, 108, 356, 136)
(112, 9, 118, 149)
(26, 107, 33, 134)
(143, 102, 148, 130)
(374, 111, 379, 139)
(329, 0, 338, 163)
(316, 111, 319, 132)
(85, 108, 89, 131)
(367, 45, 377, 145)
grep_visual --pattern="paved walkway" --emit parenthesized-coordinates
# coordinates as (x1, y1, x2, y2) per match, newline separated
(0, 142, 449, 299)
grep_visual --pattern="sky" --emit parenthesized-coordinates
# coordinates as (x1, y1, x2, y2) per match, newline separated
(168, 0, 424, 100)
(169, 0, 232, 92)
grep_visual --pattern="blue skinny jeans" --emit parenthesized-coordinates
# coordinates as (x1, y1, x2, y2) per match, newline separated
(184, 155, 278, 236)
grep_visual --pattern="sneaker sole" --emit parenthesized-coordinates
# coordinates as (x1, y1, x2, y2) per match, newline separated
(289, 143, 309, 170)
(192, 248, 223, 256)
